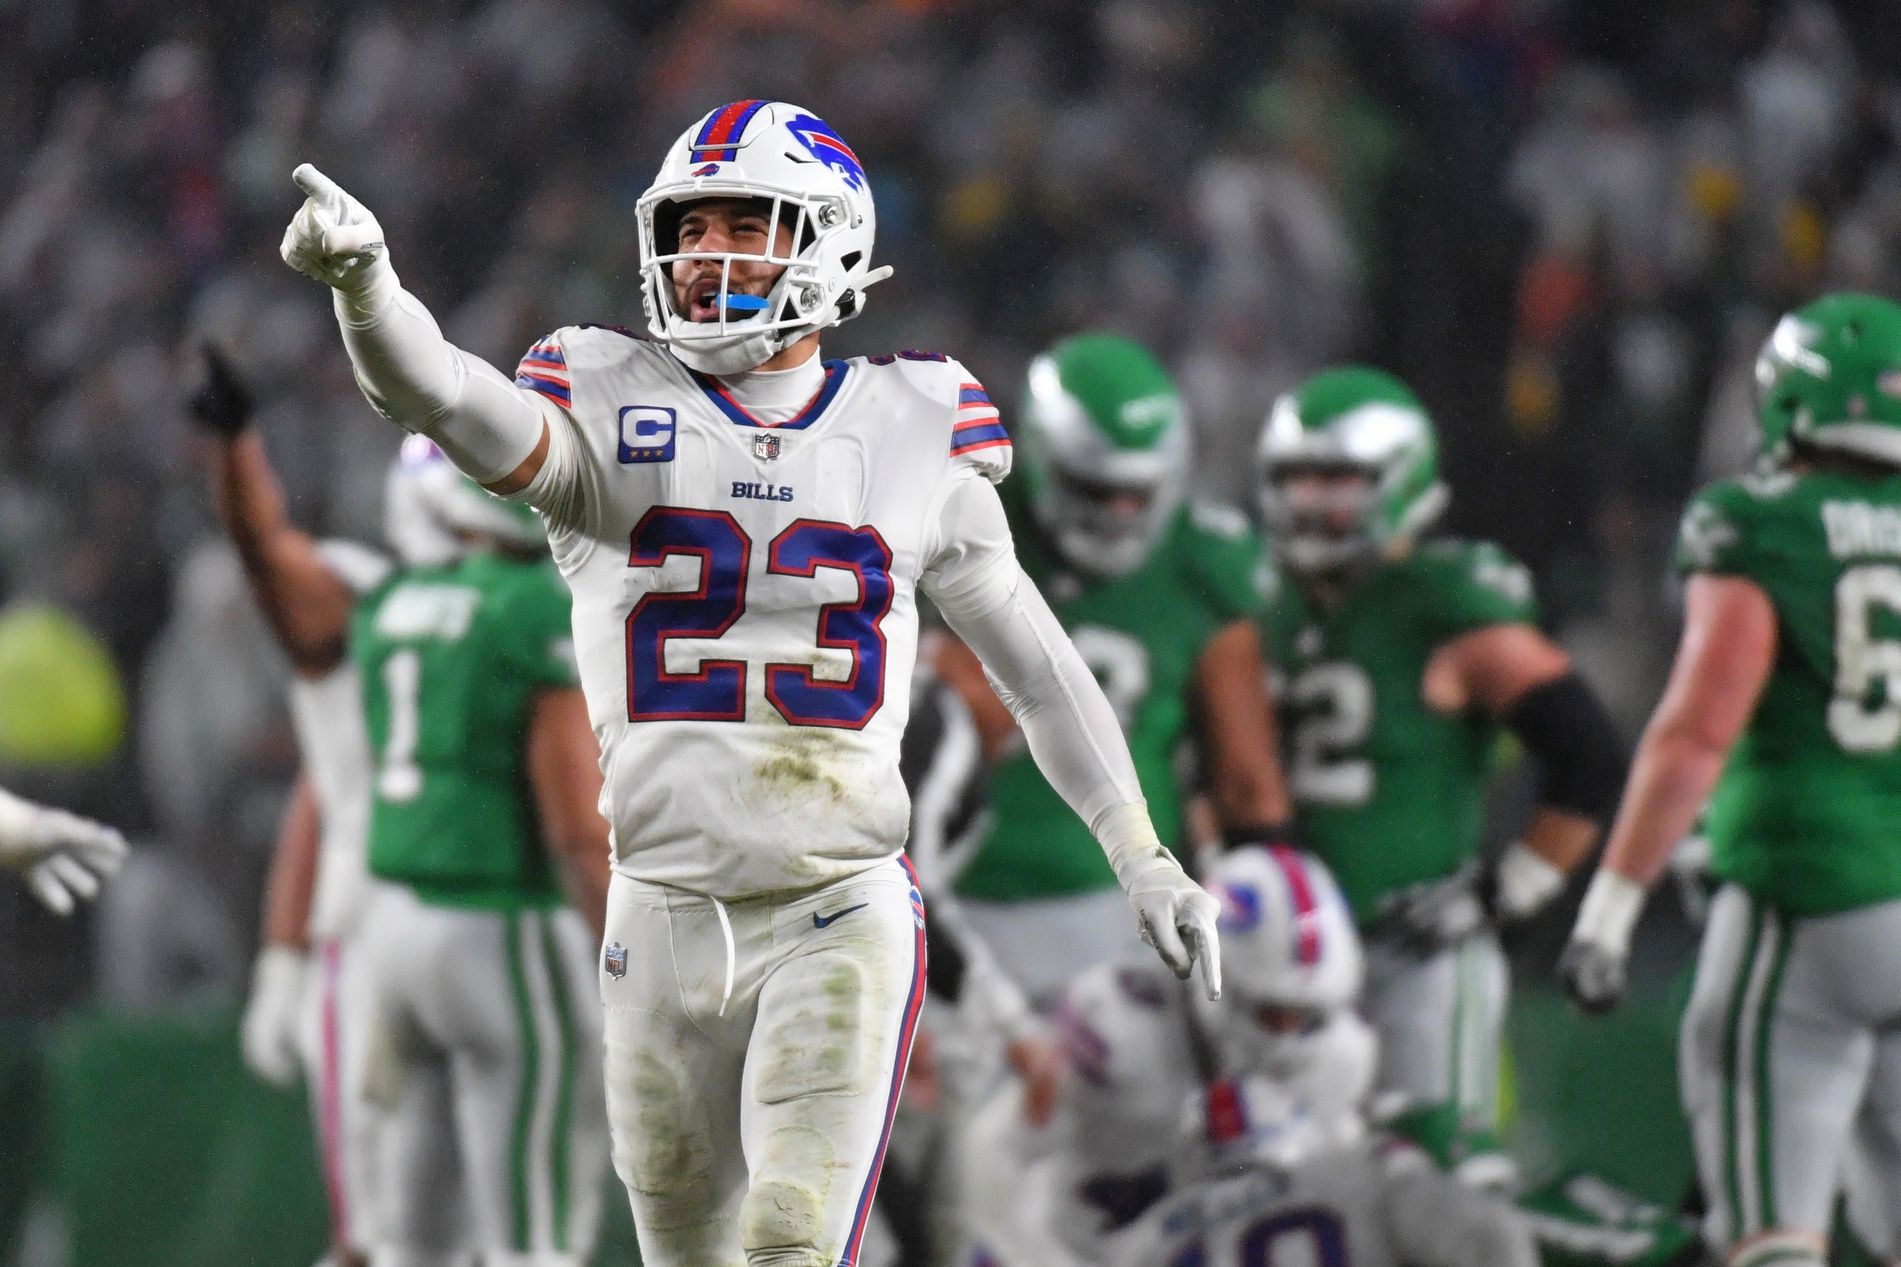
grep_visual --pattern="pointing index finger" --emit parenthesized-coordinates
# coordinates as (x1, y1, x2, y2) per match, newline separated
(291, 163, 344, 208)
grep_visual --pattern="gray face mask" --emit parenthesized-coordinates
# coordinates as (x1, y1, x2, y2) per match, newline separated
(1035, 469, 1182, 578)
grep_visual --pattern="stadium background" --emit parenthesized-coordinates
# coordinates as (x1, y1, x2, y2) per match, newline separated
(1, 0, 1896, 1261)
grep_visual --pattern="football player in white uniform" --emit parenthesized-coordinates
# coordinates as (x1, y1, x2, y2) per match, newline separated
(964, 847, 1536, 1267)
(0, 787, 125, 915)
(280, 98, 1222, 1267)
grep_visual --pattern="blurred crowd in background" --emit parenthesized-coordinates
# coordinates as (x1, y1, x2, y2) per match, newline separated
(2, 0, 1899, 1018)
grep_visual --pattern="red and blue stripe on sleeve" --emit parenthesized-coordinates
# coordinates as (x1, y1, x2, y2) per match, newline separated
(949, 381, 1009, 457)
(515, 337, 571, 408)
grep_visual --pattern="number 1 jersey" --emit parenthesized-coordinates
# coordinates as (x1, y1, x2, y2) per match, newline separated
(516, 328, 1012, 900)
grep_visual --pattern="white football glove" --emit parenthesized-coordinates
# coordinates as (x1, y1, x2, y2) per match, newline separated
(1100, 805, 1222, 1000)
(241, 945, 309, 1089)
(1559, 868, 1647, 1014)
(279, 163, 395, 300)
(0, 788, 129, 917)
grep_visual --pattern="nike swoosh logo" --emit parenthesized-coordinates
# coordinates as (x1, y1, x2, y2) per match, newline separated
(813, 903, 868, 929)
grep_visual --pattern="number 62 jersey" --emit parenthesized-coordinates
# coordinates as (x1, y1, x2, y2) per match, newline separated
(515, 327, 1014, 900)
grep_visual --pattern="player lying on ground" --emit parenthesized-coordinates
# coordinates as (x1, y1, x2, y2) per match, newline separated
(930, 332, 1294, 1003)
(280, 99, 1220, 1267)
(963, 845, 1539, 1267)
(192, 351, 612, 1266)
(1562, 293, 1901, 1267)
(1255, 367, 1625, 1180)
(0, 786, 125, 916)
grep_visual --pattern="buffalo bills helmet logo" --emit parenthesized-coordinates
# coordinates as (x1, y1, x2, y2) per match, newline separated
(1215, 883, 1262, 933)
(785, 113, 867, 191)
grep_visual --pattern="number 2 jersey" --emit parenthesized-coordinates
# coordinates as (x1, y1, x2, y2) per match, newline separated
(1258, 541, 1538, 923)
(1676, 468, 1901, 915)
(513, 328, 1014, 900)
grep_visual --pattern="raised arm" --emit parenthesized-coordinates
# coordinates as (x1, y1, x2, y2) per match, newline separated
(920, 472, 1221, 998)
(191, 349, 357, 674)
(279, 165, 587, 517)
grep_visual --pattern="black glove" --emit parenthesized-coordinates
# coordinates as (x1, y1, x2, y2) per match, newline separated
(1372, 863, 1486, 958)
(189, 342, 254, 437)
(1558, 937, 1627, 1015)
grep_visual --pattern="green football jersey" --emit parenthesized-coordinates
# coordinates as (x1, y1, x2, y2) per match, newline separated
(1260, 540, 1537, 923)
(950, 496, 1265, 902)
(353, 553, 579, 908)
(1676, 468, 1901, 915)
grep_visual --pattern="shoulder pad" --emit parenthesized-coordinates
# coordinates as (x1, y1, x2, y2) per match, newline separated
(514, 329, 575, 409)
(865, 350, 1013, 483)
(315, 539, 392, 595)
(944, 357, 1011, 484)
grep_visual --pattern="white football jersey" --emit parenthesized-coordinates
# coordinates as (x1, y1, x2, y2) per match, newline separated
(296, 540, 392, 939)
(1107, 1138, 1526, 1267)
(1026, 958, 1377, 1256)
(515, 328, 1011, 899)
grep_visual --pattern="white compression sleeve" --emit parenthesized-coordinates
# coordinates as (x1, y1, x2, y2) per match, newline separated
(331, 284, 549, 484)
(921, 475, 1147, 849)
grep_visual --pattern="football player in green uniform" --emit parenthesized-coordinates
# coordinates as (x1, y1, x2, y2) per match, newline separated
(1562, 293, 1901, 1267)
(1256, 366, 1624, 1174)
(199, 360, 612, 1266)
(929, 333, 1293, 1002)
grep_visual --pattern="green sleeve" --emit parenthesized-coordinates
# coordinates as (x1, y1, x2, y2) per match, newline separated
(1673, 480, 1759, 578)
(1184, 502, 1269, 621)
(497, 567, 580, 688)
(1420, 540, 1539, 643)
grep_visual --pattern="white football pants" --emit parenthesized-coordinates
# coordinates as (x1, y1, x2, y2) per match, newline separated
(1681, 885, 1901, 1259)
(358, 888, 608, 1266)
(600, 856, 927, 1267)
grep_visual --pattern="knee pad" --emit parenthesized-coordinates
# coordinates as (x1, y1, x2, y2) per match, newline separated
(1727, 1230, 1825, 1267)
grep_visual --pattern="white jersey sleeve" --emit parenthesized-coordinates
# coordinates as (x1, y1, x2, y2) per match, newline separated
(295, 539, 390, 940)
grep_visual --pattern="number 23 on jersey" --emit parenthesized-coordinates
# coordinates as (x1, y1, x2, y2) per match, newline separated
(623, 506, 893, 729)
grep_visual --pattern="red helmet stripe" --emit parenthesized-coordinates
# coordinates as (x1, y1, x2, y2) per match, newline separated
(1268, 844, 1322, 966)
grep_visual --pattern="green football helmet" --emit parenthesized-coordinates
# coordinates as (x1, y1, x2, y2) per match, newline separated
(1755, 292, 1901, 467)
(1017, 333, 1191, 577)
(1257, 366, 1447, 575)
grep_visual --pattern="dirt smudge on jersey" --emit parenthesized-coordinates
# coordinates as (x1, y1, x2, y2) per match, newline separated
(748, 729, 854, 811)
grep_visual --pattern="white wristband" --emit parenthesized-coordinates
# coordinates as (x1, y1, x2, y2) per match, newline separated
(1493, 840, 1567, 919)
(1572, 868, 1647, 955)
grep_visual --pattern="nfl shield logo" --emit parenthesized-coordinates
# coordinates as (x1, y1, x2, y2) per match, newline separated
(604, 942, 627, 979)
(752, 433, 782, 461)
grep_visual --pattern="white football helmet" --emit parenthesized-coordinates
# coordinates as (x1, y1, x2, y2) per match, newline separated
(636, 100, 892, 375)
(385, 434, 544, 560)
(1199, 846, 1366, 1087)
(383, 435, 461, 567)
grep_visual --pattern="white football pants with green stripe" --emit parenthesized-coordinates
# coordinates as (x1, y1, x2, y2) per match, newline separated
(360, 888, 608, 1266)
(1363, 931, 1510, 1133)
(1681, 885, 1901, 1263)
